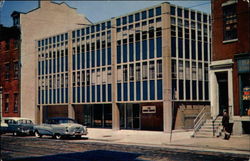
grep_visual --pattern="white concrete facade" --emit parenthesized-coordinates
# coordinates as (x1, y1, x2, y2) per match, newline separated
(19, 0, 91, 123)
(209, 59, 234, 118)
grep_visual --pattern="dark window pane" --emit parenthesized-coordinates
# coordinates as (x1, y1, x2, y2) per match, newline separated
(149, 9, 154, 18)
(129, 15, 133, 23)
(170, 6, 175, 15)
(135, 13, 140, 21)
(156, 7, 161, 16)
(142, 11, 147, 20)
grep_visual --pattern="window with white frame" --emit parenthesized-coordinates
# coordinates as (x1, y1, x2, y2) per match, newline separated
(223, 3, 237, 41)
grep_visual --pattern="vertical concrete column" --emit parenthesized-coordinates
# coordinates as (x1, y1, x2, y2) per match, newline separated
(67, 31, 75, 119)
(162, 3, 172, 133)
(111, 18, 120, 130)
(210, 70, 219, 119)
(112, 103, 120, 130)
(68, 104, 75, 119)
(228, 69, 234, 117)
(39, 105, 43, 124)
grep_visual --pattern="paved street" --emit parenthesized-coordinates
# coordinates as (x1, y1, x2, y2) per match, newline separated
(1, 135, 249, 161)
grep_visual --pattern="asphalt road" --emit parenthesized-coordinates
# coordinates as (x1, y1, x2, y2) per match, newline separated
(1, 135, 249, 161)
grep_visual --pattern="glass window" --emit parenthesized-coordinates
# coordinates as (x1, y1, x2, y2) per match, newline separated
(149, 61, 155, 80)
(4, 94, 9, 112)
(156, 60, 162, 79)
(198, 63, 203, 81)
(135, 13, 140, 21)
(178, 38, 183, 58)
(107, 21, 111, 29)
(156, 7, 161, 16)
(197, 13, 201, 21)
(179, 60, 183, 79)
(149, 9, 154, 18)
(116, 18, 121, 26)
(170, 6, 175, 15)
(191, 11, 195, 20)
(101, 23, 106, 30)
(129, 64, 134, 81)
(136, 63, 141, 81)
(96, 24, 100, 32)
(5, 63, 10, 80)
(223, 4, 237, 41)
(86, 27, 90, 34)
(192, 62, 197, 80)
(142, 11, 147, 20)
(123, 65, 128, 82)
(142, 62, 148, 80)
(122, 16, 127, 25)
(185, 61, 190, 80)
(184, 10, 189, 18)
(129, 15, 133, 23)
(14, 62, 19, 79)
(172, 59, 177, 79)
(177, 8, 182, 17)
(156, 17, 161, 22)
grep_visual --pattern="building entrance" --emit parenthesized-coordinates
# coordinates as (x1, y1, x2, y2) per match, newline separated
(119, 104, 140, 129)
(81, 104, 112, 128)
(216, 72, 228, 115)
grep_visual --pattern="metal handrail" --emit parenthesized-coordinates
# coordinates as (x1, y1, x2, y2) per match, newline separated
(194, 112, 208, 132)
(194, 106, 206, 125)
(212, 114, 220, 137)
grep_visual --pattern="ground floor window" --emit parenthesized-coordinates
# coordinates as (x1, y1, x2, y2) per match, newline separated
(82, 104, 112, 128)
(240, 73, 250, 116)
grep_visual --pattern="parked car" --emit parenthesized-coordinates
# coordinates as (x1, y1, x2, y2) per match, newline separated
(0, 121, 8, 135)
(2, 117, 34, 136)
(33, 117, 88, 139)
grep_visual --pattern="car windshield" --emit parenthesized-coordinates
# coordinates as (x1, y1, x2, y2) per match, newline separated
(58, 119, 76, 124)
(17, 120, 33, 124)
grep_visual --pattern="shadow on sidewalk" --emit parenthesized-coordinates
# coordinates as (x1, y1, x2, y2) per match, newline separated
(5, 150, 143, 161)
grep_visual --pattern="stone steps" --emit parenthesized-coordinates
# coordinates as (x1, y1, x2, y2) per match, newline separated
(194, 117, 222, 138)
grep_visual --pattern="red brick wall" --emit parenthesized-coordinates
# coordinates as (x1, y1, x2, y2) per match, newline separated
(0, 39, 20, 117)
(212, 0, 250, 115)
(212, 0, 250, 61)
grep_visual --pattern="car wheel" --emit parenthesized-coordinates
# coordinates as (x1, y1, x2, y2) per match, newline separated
(34, 131, 42, 138)
(54, 134, 62, 140)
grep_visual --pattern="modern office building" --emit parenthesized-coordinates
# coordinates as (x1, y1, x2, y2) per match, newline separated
(0, 26, 20, 117)
(210, 0, 250, 134)
(36, 2, 211, 131)
(11, 0, 91, 123)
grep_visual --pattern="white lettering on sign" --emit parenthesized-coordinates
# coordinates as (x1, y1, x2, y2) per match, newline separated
(142, 106, 156, 113)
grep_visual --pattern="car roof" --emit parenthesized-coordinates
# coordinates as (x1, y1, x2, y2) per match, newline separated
(2, 117, 32, 121)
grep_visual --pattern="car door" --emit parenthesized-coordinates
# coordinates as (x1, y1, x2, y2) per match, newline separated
(6, 119, 17, 133)
(38, 120, 54, 136)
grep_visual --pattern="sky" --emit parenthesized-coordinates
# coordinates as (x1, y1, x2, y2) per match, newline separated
(0, 1, 211, 27)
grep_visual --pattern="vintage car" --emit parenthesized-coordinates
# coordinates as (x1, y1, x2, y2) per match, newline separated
(2, 117, 34, 136)
(0, 121, 8, 135)
(33, 117, 88, 139)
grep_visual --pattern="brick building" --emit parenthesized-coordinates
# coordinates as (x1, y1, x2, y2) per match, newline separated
(0, 26, 20, 117)
(210, 0, 250, 134)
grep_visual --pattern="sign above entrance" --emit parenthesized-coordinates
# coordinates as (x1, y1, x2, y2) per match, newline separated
(142, 106, 156, 113)
(237, 59, 250, 73)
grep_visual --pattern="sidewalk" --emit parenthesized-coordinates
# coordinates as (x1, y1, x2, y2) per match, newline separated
(81, 128, 250, 156)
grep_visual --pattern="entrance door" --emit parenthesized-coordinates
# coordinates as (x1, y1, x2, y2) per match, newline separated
(216, 72, 228, 115)
(121, 104, 140, 129)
